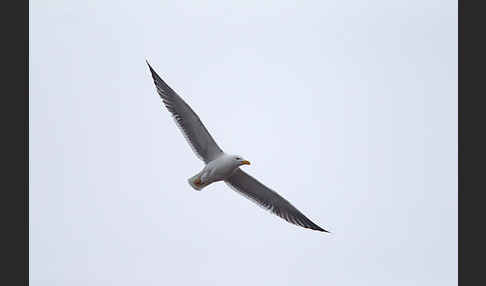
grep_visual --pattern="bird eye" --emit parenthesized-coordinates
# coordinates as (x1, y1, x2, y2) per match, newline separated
(236, 157, 241, 160)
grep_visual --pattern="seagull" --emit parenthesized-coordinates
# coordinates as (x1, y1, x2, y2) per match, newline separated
(147, 61, 329, 233)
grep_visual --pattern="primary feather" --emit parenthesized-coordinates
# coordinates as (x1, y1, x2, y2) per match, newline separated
(147, 61, 223, 163)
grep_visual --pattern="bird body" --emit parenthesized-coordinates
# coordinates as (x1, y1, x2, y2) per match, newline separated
(147, 60, 329, 233)
(188, 153, 250, 191)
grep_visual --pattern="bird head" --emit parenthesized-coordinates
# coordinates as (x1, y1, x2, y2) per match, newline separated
(233, 155, 251, 166)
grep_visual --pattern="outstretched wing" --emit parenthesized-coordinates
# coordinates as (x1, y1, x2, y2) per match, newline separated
(225, 169, 329, 232)
(147, 61, 223, 163)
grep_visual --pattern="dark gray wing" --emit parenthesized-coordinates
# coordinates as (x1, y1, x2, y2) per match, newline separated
(147, 61, 223, 163)
(225, 169, 329, 232)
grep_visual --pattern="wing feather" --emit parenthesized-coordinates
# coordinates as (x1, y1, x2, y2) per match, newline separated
(225, 169, 329, 232)
(147, 61, 223, 163)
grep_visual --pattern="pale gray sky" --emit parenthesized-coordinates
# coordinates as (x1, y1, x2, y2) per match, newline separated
(30, 1, 457, 285)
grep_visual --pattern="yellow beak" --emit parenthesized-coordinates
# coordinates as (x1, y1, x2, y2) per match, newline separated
(241, 160, 251, 165)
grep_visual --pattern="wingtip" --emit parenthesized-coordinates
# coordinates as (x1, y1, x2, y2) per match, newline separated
(146, 60, 160, 82)
(303, 218, 330, 233)
(307, 223, 330, 233)
(315, 226, 331, 233)
(146, 59, 154, 71)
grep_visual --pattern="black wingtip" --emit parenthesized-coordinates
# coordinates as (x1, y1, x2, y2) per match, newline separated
(146, 60, 162, 84)
(314, 226, 331, 233)
(146, 59, 155, 74)
(302, 217, 330, 233)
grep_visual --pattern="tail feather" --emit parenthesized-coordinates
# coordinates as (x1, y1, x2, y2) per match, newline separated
(188, 173, 209, 191)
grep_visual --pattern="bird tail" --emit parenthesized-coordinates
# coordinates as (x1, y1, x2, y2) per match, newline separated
(188, 173, 210, 191)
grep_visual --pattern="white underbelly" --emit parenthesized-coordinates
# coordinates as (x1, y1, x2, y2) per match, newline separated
(202, 161, 236, 182)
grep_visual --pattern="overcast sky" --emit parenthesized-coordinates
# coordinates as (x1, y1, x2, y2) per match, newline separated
(30, 1, 457, 285)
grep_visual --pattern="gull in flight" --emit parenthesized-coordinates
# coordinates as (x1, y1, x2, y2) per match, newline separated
(147, 61, 329, 232)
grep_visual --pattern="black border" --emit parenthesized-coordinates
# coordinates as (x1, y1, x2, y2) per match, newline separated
(458, 1, 462, 284)
(459, 0, 484, 285)
(2, 0, 28, 284)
